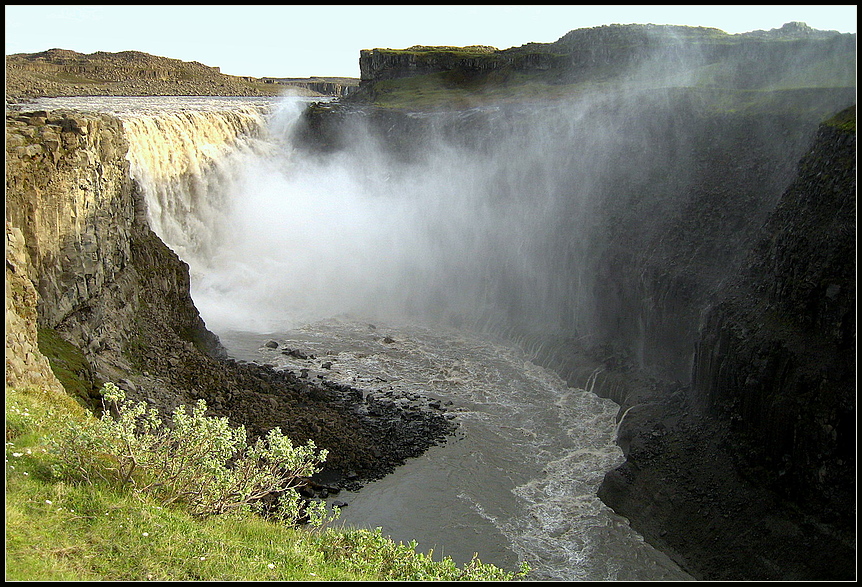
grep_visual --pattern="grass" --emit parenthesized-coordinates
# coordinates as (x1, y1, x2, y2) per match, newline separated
(37, 328, 99, 408)
(824, 105, 856, 133)
(5, 384, 527, 581)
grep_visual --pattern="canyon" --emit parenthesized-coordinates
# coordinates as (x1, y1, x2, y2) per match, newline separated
(5, 22, 856, 580)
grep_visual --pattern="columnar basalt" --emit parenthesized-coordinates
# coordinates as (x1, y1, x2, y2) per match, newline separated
(692, 107, 855, 523)
(597, 108, 856, 581)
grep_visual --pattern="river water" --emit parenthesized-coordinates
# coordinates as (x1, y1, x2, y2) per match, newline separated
(216, 317, 690, 581)
(27, 95, 692, 580)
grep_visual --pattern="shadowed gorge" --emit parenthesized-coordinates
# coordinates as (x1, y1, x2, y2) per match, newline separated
(5, 21, 855, 581)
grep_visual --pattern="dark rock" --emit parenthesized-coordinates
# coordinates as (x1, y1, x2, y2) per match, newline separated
(598, 108, 856, 581)
(282, 348, 309, 359)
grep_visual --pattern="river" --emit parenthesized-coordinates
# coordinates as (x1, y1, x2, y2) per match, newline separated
(216, 317, 691, 580)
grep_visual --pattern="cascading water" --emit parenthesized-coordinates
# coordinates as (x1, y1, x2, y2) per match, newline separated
(28, 95, 692, 580)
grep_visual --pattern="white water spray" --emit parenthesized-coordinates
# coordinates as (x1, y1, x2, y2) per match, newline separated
(112, 94, 628, 335)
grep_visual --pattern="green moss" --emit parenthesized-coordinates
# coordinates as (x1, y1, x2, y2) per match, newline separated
(36, 327, 100, 408)
(824, 106, 856, 133)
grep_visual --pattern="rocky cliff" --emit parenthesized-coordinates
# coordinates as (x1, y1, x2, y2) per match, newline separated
(693, 106, 855, 523)
(5, 109, 147, 396)
(353, 22, 855, 106)
(260, 77, 359, 97)
(597, 108, 856, 580)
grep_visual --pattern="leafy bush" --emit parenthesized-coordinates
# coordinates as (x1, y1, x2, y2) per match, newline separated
(51, 382, 337, 526)
(314, 527, 531, 580)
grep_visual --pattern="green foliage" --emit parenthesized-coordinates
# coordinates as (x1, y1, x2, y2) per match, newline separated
(5, 386, 87, 449)
(36, 327, 99, 406)
(313, 527, 530, 580)
(51, 383, 337, 525)
(6, 382, 527, 580)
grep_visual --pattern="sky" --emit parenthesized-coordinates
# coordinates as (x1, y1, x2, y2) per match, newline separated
(5, 5, 858, 79)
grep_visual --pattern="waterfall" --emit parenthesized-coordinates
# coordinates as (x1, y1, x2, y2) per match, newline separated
(22, 93, 709, 581)
(120, 105, 273, 264)
(107, 94, 635, 336)
(59, 92, 694, 347)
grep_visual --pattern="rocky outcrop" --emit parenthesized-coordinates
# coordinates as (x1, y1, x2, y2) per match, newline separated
(5, 49, 284, 103)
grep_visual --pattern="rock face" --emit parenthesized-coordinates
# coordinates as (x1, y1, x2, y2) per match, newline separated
(5, 222, 66, 394)
(5, 110, 143, 369)
(355, 23, 855, 100)
(597, 108, 856, 580)
(359, 45, 546, 82)
(692, 106, 855, 524)
(260, 77, 359, 97)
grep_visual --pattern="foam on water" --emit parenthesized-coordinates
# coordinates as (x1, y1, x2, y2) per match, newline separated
(226, 316, 691, 580)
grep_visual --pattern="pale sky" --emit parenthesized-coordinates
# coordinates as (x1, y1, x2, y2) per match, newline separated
(5, 5, 858, 78)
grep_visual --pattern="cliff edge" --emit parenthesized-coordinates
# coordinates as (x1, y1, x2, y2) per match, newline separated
(349, 22, 855, 109)
(5, 49, 285, 103)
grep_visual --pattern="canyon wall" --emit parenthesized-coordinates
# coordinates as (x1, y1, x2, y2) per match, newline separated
(356, 22, 855, 98)
(596, 108, 856, 580)
(692, 107, 855, 522)
(5, 109, 219, 404)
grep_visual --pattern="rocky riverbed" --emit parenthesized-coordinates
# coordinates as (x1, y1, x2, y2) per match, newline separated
(116, 326, 459, 494)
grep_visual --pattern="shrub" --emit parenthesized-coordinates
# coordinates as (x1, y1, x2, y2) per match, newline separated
(51, 382, 337, 526)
